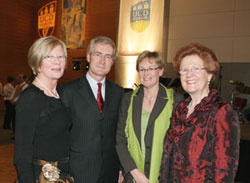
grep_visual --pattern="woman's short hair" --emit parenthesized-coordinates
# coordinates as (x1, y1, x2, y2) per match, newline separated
(173, 43, 220, 79)
(28, 36, 67, 75)
(136, 51, 164, 71)
(87, 36, 116, 59)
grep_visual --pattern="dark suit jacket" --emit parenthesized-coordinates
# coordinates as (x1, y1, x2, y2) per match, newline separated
(59, 75, 124, 183)
(116, 84, 183, 180)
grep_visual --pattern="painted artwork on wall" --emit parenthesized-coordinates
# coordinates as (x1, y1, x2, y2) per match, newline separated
(62, 0, 86, 49)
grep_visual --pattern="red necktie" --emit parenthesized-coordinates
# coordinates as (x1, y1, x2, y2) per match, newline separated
(97, 83, 103, 113)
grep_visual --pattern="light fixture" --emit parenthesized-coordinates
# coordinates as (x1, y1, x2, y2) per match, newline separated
(72, 57, 87, 72)
(73, 61, 81, 71)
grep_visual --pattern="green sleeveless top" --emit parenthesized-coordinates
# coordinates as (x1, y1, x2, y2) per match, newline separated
(141, 108, 151, 158)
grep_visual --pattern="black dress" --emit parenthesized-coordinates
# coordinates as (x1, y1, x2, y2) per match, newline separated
(14, 84, 71, 183)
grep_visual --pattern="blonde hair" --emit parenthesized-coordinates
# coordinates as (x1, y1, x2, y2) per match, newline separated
(28, 36, 67, 75)
(136, 51, 164, 71)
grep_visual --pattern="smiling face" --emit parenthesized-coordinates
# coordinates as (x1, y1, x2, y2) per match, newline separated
(138, 58, 164, 89)
(37, 45, 66, 81)
(87, 43, 114, 82)
(180, 55, 212, 98)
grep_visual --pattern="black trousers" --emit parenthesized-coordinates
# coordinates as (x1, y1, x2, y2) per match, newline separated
(3, 100, 15, 133)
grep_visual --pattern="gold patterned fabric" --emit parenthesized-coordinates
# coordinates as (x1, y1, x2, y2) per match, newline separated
(33, 159, 73, 183)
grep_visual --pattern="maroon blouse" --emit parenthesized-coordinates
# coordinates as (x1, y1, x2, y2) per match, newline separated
(159, 89, 240, 183)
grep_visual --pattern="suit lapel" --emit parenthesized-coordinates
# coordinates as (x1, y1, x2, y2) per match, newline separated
(131, 85, 168, 147)
(132, 87, 144, 145)
(102, 79, 112, 115)
(78, 76, 100, 113)
(146, 85, 168, 133)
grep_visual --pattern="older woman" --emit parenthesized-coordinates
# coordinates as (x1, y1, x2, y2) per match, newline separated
(116, 51, 183, 183)
(14, 36, 72, 183)
(159, 43, 240, 183)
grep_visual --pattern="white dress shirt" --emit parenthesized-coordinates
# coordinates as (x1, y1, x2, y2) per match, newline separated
(86, 73, 105, 101)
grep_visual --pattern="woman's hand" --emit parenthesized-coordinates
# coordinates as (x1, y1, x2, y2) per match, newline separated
(130, 169, 149, 183)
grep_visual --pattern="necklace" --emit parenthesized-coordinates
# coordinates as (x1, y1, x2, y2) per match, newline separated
(35, 77, 59, 99)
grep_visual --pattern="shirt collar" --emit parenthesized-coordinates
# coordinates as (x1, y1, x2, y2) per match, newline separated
(86, 72, 106, 86)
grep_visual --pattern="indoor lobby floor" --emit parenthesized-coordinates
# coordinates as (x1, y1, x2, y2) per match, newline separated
(0, 111, 249, 183)
(0, 144, 16, 183)
(0, 110, 17, 183)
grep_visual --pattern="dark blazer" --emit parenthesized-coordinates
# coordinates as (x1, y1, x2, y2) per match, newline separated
(116, 84, 183, 180)
(59, 75, 124, 183)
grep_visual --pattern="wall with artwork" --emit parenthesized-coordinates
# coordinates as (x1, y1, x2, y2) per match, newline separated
(1, 0, 249, 109)
(0, 0, 119, 110)
(3, 0, 120, 84)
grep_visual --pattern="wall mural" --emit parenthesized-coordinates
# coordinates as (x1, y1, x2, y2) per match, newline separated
(62, 0, 86, 49)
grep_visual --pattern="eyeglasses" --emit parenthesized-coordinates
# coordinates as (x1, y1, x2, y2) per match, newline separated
(44, 55, 67, 62)
(179, 66, 205, 75)
(92, 52, 114, 62)
(138, 67, 159, 73)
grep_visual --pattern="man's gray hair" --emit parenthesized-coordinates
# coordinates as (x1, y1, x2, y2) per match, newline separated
(87, 36, 116, 58)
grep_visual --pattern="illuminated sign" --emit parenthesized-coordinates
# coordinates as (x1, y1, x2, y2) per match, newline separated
(38, 1, 57, 37)
(130, 0, 151, 33)
(116, 0, 167, 88)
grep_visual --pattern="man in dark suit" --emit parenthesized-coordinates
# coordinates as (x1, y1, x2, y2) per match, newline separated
(59, 36, 124, 183)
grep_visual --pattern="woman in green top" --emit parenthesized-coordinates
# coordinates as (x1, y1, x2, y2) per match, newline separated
(116, 51, 183, 183)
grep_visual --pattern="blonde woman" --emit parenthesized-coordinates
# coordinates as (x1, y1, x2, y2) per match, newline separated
(14, 36, 72, 183)
(116, 51, 183, 183)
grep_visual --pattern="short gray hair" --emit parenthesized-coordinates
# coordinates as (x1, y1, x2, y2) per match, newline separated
(87, 36, 116, 59)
